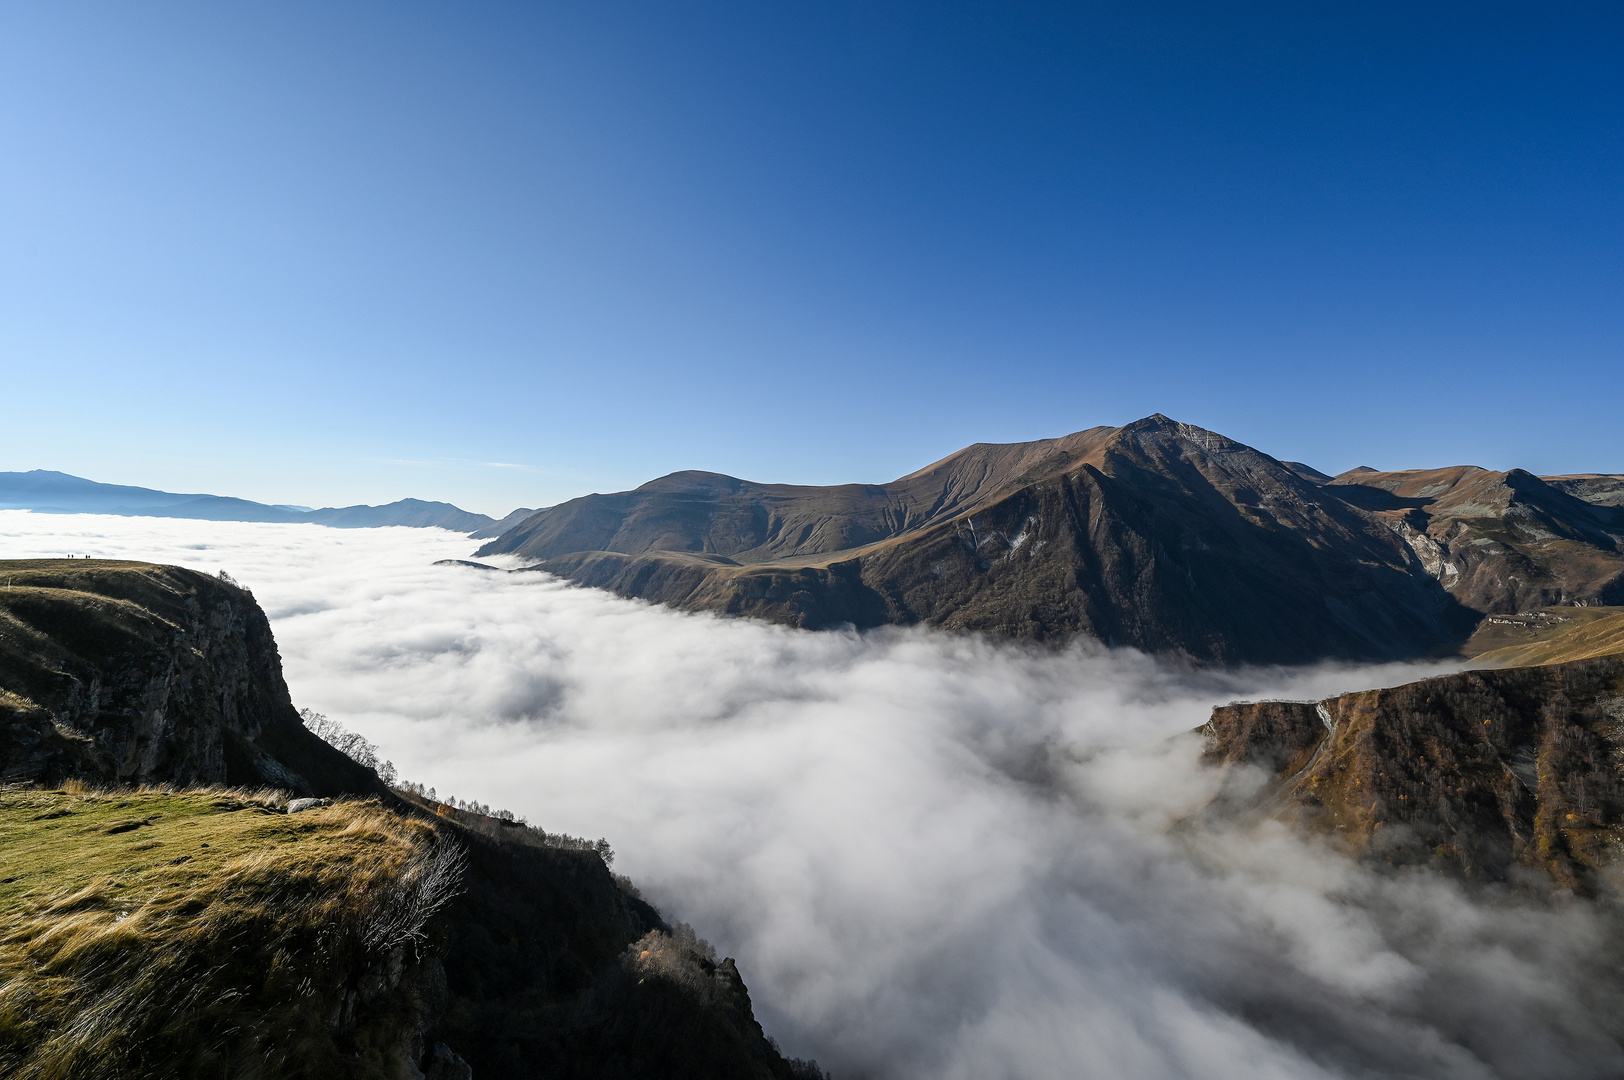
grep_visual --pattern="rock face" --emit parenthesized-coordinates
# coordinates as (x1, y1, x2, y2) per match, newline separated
(479, 416, 1477, 663)
(0, 559, 381, 796)
(1203, 655, 1624, 891)
(1326, 465, 1624, 614)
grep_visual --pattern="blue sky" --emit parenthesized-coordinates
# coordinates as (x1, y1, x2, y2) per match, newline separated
(1, 1, 1619, 515)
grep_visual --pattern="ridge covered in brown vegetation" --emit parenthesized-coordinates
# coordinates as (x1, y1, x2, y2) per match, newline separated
(1202, 653, 1624, 892)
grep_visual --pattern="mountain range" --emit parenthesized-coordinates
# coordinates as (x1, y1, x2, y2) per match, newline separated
(0, 470, 501, 533)
(474, 414, 1624, 664)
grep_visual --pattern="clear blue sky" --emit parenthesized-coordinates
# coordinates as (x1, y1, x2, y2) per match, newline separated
(1, 1, 1619, 515)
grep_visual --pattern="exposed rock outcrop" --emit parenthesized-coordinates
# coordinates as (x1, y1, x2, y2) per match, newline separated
(0, 559, 382, 795)
(1326, 465, 1624, 614)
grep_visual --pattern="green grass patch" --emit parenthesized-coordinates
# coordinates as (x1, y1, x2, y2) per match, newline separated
(0, 784, 461, 1080)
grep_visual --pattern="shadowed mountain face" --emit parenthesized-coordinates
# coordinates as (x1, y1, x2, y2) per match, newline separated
(478, 416, 1487, 664)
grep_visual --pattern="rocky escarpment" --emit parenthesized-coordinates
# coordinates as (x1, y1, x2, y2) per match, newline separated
(0, 559, 381, 795)
(480, 416, 1474, 664)
(1202, 654, 1624, 892)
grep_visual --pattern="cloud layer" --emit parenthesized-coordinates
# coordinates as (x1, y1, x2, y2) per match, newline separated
(6, 512, 1623, 1079)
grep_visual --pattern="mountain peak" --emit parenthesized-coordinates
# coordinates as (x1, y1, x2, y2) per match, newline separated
(635, 471, 748, 496)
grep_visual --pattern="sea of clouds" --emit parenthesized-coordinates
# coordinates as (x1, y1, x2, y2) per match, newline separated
(6, 511, 1624, 1079)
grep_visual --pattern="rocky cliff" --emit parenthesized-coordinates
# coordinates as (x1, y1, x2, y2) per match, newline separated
(0, 559, 381, 795)
(1202, 654, 1624, 892)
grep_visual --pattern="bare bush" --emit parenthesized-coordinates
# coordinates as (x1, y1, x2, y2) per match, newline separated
(767, 1039, 830, 1080)
(356, 839, 467, 954)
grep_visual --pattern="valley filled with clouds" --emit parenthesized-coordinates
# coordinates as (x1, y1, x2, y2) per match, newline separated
(7, 512, 1622, 1080)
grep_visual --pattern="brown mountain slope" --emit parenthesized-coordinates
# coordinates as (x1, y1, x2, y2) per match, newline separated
(483, 425, 1120, 565)
(1202, 654, 1624, 893)
(480, 416, 1624, 663)
(1467, 609, 1624, 668)
(481, 416, 1474, 663)
(1327, 465, 1624, 613)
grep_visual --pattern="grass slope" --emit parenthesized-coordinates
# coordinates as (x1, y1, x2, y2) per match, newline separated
(1467, 608, 1624, 667)
(0, 785, 457, 1080)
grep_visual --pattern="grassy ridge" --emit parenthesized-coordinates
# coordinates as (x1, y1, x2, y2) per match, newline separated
(0, 785, 459, 1080)
(1469, 609, 1624, 668)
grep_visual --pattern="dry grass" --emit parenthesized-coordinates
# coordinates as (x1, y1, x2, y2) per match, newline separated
(0, 784, 462, 1080)
(1469, 609, 1624, 668)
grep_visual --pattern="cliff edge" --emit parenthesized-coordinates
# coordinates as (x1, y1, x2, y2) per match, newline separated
(0, 559, 382, 796)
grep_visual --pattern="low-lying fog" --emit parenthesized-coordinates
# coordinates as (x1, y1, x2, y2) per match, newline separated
(7, 512, 1623, 1079)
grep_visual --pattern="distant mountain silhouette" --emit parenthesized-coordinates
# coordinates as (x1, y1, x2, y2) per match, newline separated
(477, 415, 1624, 664)
(0, 470, 500, 534)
